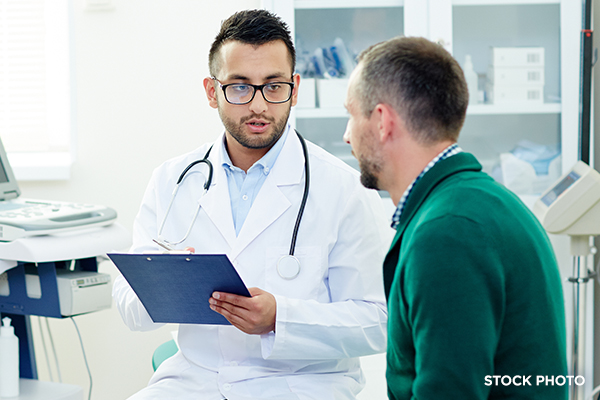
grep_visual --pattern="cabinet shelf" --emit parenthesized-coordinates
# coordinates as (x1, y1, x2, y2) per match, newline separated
(296, 103, 561, 119)
(294, 0, 403, 9)
(293, 0, 558, 9)
(467, 103, 561, 115)
(296, 108, 349, 118)
(453, 0, 559, 5)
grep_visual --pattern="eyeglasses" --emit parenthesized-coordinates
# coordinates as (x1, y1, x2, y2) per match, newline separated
(212, 77, 295, 105)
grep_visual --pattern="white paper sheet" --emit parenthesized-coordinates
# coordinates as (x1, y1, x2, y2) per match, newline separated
(0, 259, 17, 275)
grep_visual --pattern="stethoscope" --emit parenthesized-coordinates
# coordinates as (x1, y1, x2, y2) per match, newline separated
(153, 130, 310, 280)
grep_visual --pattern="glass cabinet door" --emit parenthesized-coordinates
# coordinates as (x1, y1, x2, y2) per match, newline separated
(293, 2, 404, 174)
(457, 3, 561, 198)
(265, 0, 404, 176)
(419, 0, 580, 204)
(264, 0, 581, 204)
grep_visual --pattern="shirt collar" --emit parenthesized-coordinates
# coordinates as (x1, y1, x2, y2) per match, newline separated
(391, 143, 463, 230)
(220, 123, 291, 174)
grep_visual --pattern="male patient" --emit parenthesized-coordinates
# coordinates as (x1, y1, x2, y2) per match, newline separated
(113, 9, 389, 400)
(343, 36, 567, 399)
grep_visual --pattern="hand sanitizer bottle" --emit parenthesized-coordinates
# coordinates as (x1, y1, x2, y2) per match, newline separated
(0, 316, 19, 397)
(463, 55, 478, 105)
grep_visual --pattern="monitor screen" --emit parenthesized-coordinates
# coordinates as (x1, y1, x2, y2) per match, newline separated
(0, 136, 22, 200)
(0, 159, 8, 184)
(541, 171, 581, 206)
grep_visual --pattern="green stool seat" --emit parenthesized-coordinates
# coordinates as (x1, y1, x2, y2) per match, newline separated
(152, 339, 179, 371)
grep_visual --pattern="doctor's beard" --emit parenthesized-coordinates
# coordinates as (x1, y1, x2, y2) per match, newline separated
(219, 106, 291, 150)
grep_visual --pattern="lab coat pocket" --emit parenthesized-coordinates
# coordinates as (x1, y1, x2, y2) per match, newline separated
(265, 246, 325, 300)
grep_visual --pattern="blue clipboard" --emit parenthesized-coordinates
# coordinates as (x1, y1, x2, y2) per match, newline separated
(108, 253, 250, 325)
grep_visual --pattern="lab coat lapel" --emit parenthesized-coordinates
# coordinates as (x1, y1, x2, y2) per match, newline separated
(198, 136, 237, 248)
(230, 131, 305, 260)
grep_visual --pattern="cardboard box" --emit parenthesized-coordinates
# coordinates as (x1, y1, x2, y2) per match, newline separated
(297, 78, 316, 109)
(486, 82, 544, 104)
(488, 66, 545, 86)
(490, 47, 545, 68)
(317, 78, 349, 108)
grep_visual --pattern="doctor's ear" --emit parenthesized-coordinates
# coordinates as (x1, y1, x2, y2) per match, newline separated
(203, 77, 218, 109)
(290, 74, 301, 107)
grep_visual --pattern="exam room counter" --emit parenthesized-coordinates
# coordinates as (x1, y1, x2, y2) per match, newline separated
(1, 379, 83, 400)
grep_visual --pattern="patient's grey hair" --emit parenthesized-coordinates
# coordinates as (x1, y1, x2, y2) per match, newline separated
(354, 36, 468, 144)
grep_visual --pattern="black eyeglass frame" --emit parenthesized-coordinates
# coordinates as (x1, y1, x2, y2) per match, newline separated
(211, 77, 295, 105)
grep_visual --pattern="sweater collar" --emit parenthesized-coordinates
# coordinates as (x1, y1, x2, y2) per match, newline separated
(389, 152, 482, 248)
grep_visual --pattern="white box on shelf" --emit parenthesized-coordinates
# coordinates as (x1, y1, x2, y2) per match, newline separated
(490, 47, 545, 68)
(297, 78, 316, 109)
(317, 78, 349, 109)
(486, 82, 544, 105)
(488, 66, 545, 86)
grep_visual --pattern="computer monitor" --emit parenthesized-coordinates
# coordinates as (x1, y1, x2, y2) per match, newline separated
(0, 137, 21, 201)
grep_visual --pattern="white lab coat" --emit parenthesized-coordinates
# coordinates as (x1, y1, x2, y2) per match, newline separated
(113, 129, 390, 400)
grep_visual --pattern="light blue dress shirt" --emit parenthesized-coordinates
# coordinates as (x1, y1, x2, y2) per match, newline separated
(219, 125, 290, 236)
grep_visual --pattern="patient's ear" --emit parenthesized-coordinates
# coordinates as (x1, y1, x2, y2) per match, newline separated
(371, 103, 399, 144)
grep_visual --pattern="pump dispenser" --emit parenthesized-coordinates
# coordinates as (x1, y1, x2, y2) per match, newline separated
(0, 316, 19, 397)
(463, 55, 479, 105)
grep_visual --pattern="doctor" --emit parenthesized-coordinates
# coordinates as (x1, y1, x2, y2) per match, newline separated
(113, 9, 390, 400)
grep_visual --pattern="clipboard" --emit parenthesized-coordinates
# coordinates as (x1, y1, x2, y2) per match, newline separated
(108, 253, 250, 325)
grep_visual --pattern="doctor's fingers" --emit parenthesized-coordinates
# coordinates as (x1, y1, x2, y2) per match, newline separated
(209, 301, 273, 335)
(211, 304, 259, 334)
(209, 290, 276, 332)
(211, 291, 252, 309)
(209, 293, 272, 317)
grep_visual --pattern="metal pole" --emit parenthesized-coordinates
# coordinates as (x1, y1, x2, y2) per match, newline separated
(578, 0, 593, 164)
(570, 255, 587, 400)
(569, 235, 595, 400)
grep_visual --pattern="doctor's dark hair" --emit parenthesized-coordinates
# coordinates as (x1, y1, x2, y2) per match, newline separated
(354, 37, 468, 144)
(209, 9, 296, 77)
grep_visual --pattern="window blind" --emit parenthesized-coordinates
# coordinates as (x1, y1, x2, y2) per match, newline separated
(0, 0, 70, 154)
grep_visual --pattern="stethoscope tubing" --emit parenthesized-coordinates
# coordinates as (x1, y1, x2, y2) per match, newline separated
(289, 131, 309, 257)
(177, 158, 213, 188)
(157, 130, 310, 263)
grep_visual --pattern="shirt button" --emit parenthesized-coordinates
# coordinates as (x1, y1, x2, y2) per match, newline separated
(264, 167, 270, 174)
(242, 195, 248, 201)
(223, 383, 232, 391)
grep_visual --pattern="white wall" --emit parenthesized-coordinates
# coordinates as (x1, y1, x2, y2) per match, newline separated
(19, 1, 260, 399)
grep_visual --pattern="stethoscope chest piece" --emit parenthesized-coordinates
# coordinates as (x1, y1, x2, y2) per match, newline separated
(277, 255, 301, 280)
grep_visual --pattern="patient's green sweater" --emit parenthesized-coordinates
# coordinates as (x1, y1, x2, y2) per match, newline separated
(384, 153, 567, 400)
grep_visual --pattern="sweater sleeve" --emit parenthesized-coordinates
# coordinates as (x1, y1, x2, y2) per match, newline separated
(395, 215, 504, 399)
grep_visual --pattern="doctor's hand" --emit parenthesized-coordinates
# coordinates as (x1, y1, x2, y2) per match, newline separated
(209, 287, 276, 335)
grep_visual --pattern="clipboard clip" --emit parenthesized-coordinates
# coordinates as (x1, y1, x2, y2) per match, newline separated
(152, 238, 193, 254)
